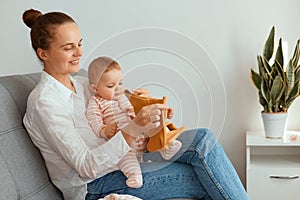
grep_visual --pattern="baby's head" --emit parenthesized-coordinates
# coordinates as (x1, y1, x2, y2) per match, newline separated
(88, 56, 123, 100)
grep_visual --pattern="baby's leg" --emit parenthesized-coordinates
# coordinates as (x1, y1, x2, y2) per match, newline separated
(159, 140, 182, 160)
(118, 150, 143, 188)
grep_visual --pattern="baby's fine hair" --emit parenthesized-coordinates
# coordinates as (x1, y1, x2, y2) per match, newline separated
(88, 56, 121, 85)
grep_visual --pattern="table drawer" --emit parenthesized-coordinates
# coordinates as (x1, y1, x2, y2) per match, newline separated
(248, 168, 300, 200)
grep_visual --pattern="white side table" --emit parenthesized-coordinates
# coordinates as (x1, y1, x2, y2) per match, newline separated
(246, 131, 300, 200)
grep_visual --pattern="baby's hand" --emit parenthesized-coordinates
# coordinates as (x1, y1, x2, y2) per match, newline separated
(167, 107, 174, 119)
(103, 123, 118, 139)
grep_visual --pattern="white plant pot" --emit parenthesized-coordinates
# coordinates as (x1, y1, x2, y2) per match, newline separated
(261, 112, 288, 138)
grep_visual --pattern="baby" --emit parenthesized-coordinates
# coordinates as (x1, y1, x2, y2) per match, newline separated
(86, 56, 182, 188)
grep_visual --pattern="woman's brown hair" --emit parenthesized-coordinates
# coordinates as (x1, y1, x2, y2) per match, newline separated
(22, 9, 75, 56)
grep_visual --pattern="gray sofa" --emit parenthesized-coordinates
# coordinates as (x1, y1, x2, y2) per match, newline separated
(0, 72, 64, 199)
(0, 70, 194, 200)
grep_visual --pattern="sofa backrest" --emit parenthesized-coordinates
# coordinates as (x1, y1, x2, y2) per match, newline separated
(0, 73, 64, 200)
(0, 70, 88, 200)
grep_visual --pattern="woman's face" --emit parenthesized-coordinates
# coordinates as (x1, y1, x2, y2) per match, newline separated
(40, 22, 82, 77)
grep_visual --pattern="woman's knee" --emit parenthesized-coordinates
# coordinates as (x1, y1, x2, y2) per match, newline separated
(179, 128, 218, 158)
(197, 128, 217, 142)
(196, 128, 219, 157)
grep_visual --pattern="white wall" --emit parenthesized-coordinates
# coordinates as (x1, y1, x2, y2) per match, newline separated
(1, 0, 300, 187)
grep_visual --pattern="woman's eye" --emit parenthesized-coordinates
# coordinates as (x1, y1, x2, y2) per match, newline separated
(64, 46, 72, 51)
(119, 82, 123, 85)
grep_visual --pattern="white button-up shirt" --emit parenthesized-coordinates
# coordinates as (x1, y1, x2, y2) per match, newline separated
(23, 71, 130, 200)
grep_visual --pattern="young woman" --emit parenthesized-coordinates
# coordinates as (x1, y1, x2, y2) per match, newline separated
(22, 8, 248, 200)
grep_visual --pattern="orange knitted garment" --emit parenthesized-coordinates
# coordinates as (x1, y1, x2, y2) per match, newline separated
(125, 90, 187, 152)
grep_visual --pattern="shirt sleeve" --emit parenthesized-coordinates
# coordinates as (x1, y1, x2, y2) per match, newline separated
(32, 97, 130, 179)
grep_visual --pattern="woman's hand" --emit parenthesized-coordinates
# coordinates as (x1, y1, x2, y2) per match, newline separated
(121, 103, 165, 145)
(132, 88, 151, 97)
(133, 103, 164, 127)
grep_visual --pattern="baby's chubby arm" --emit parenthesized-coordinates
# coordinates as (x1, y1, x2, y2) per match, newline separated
(101, 123, 118, 139)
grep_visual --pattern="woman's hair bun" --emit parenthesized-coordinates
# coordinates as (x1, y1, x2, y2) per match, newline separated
(22, 9, 43, 28)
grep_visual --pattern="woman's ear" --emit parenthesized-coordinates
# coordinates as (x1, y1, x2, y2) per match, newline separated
(37, 48, 47, 61)
(90, 84, 97, 93)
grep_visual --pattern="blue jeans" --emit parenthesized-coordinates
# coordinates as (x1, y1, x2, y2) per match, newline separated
(86, 128, 249, 200)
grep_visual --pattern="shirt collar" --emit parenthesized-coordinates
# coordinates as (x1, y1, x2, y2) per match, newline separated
(41, 71, 77, 101)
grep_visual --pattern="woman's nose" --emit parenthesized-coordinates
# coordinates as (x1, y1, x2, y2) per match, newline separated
(74, 46, 82, 57)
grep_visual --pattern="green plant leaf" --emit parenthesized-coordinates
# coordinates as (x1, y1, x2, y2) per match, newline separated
(291, 39, 300, 67)
(273, 60, 284, 79)
(275, 38, 284, 67)
(270, 75, 285, 105)
(282, 71, 289, 109)
(295, 68, 300, 82)
(286, 81, 300, 109)
(263, 26, 275, 61)
(257, 55, 265, 77)
(262, 56, 272, 76)
(261, 78, 272, 112)
(258, 90, 268, 112)
(273, 102, 280, 112)
(280, 91, 287, 112)
(296, 64, 300, 73)
(286, 59, 295, 93)
(250, 69, 261, 90)
(261, 56, 273, 88)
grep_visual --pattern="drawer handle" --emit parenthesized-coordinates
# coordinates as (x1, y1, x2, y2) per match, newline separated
(270, 175, 299, 179)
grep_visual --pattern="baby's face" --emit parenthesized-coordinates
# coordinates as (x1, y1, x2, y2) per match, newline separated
(95, 69, 124, 100)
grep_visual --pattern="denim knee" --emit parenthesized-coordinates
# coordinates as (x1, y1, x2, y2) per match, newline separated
(184, 128, 218, 158)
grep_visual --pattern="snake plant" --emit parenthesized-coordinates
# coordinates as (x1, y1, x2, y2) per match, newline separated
(250, 26, 300, 113)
